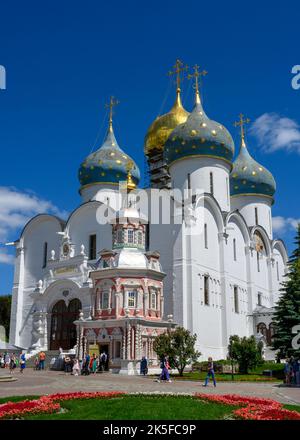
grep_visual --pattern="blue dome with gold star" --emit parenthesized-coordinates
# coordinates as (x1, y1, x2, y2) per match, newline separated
(230, 136, 276, 199)
(78, 122, 140, 190)
(164, 90, 235, 167)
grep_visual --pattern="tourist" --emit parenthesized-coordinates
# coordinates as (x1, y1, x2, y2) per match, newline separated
(38, 351, 46, 370)
(99, 351, 107, 372)
(140, 356, 148, 376)
(0, 354, 4, 368)
(81, 352, 90, 375)
(64, 356, 72, 374)
(9, 354, 16, 375)
(34, 355, 39, 370)
(291, 357, 300, 386)
(203, 357, 216, 387)
(156, 354, 171, 383)
(72, 358, 80, 376)
(91, 353, 97, 374)
(4, 352, 10, 368)
(19, 353, 26, 373)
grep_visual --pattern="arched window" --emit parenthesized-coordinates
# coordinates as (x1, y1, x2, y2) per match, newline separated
(128, 229, 134, 244)
(269, 322, 276, 339)
(204, 275, 209, 305)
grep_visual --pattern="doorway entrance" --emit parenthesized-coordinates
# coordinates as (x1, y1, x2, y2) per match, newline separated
(50, 299, 82, 350)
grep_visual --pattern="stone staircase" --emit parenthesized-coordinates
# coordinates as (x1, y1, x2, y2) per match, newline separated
(25, 350, 59, 369)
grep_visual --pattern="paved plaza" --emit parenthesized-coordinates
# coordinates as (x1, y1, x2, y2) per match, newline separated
(0, 369, 299, 405)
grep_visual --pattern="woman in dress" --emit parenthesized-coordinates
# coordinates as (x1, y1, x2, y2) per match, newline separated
(91, 354, 97, 374)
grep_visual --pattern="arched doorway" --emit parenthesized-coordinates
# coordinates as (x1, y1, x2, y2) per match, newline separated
(50, 299, 82, 350)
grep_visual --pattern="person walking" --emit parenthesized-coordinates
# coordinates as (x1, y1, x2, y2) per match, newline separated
(140, 356, 148, 376)
(4, 352, 10, 369)
(9, 354, 16, 375)
(156, 354, 172, 383)
(284, 359, 291, 385)
(38, 351, 46, 370)
(64, 356, 72, 374)
(19, 353, 26, 373)
(203, 357, 216, 387)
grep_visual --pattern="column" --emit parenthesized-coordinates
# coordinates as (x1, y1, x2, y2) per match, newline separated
(122, 327, 126, 359)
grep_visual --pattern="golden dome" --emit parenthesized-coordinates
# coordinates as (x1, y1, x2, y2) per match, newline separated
(144, 90, 189, 156)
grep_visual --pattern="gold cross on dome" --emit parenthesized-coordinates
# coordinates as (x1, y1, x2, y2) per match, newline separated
(188, 64, 208, 94)
(234, 113, 250, 142)
(105, 96, 120, 130)
(168, 59, 188, 91)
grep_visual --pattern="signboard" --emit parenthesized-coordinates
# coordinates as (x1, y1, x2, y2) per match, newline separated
(88, 343, 99, 357)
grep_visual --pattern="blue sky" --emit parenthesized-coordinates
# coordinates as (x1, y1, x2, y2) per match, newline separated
(0, 1, 299, 294)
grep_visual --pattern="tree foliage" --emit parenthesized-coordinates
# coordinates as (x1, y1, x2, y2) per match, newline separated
(228, 335, 262, 374)
(272, 224, 300, 359)
(153, 326, 201, 375)
(0, 295, 12, 341)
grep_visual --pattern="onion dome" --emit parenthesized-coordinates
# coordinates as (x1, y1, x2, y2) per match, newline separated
(230, 115, 276, 199)
(164, 68, 234, 167)
(144, 88, 189, 156)
(78, 98, 140, 190)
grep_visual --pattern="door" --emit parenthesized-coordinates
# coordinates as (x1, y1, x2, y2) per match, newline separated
(50, 299, 82, 350)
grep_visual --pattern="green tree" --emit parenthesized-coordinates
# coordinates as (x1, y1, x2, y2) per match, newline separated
(0, 294, 12, 341)
(153, 326, 201, 376)
(272, 224, 300, 359)
(228, 335, 262, 374)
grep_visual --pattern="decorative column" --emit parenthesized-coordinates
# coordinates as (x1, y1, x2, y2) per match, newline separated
(135, 324, 139, 360)
(122, 326, 126, 359)
(127, 321, 131, 360)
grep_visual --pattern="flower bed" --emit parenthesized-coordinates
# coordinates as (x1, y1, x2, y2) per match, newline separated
(0, 391, 124, 420)
(195, 393, 300, 420)
(0, 391, 299, 420)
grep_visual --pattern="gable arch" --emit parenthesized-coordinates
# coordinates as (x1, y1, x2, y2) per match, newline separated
(272, 239, 288, 264)
(195, 193, 224, 232)
(250, 225, 272, 257)
(225, 210, 251, 245)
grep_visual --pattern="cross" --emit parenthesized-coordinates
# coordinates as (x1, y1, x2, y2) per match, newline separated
(234, 113, 250, 141)
(168, 59, 188, 91)
(188, 64, 208, 94)
(105, 96, 120, 129)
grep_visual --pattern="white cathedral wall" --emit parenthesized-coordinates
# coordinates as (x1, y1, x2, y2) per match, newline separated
(66, 202, 112, 258)
(183, 203, 224, 360)
(224, 220, 249, 339)
(231, 195, 273, 239)
(169, 157, 231, 212)
(271, 246, 286, 305)
(12, 216, 63, 348)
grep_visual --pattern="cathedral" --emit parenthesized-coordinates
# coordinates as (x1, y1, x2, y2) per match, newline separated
(9, 61, 288, 372)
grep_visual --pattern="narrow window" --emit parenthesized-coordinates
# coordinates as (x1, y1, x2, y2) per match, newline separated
(151, 291, 157, 309)
(204, 275, 209, 305)
(255, 207, 258, 225)
(234, 286, 239, 313)
(276, 261, 279, 281)
(42, 242, 48, 268)
(128, 291, 136, 308)
(187, 173, 191, 191)
(233, 238, 237, 261)
(226, 177, 229, 205)
(258, 292, 262, 306)
(89, 234, 97, 260)
(102, 291, 109, 309)
(210, 172, 214, 196)
(128, 229, 134, 244)
(257, 251, 260, 272)
(145, 225, 150, 251)
(204, 223, 208, 249)
(117, 229, 123, 243)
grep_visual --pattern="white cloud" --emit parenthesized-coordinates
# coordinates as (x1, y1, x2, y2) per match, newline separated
(0, 187, 68, 265)
(250, 113, 300, 154)
(273, 216, 300, 234)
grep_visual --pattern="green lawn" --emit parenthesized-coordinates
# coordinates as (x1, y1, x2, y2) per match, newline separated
(24, 395, 237, 420)
(172, 372, 279, 382)
(1, 394, 300, 420)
